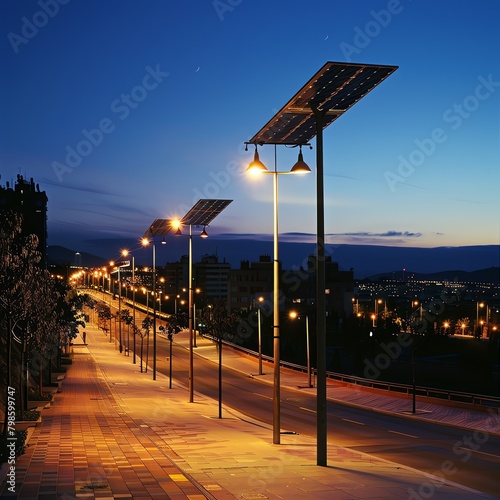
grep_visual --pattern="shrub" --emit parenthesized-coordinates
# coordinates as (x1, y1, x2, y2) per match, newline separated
(16, 410, 40, 421)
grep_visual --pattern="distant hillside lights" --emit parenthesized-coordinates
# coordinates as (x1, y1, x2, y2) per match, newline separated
(51, 65, 169, 182)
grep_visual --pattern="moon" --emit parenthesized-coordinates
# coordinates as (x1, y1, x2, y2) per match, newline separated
(324, 35, 329, 40)
(195, 66, 200, 72)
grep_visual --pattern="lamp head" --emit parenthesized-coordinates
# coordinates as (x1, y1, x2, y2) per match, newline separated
(246, 145, 268, 175)
(290, 146, 311, 174)
(172, 219, 182, 235)
(200, 227, 208, 238)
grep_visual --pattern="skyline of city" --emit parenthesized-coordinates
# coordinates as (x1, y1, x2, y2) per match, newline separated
(1, 1, 499, 257)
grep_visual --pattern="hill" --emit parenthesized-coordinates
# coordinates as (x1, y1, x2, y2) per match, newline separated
(48, 240, 500, 280)
(47, 245, 107, 268)
(367, 267, 500, 284)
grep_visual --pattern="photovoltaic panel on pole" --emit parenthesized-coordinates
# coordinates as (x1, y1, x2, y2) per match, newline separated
(248, 61, 398, 146)
(180, 199, 233, 227)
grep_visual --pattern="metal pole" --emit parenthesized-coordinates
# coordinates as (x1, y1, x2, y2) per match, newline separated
(314, 108, 327, 466)
(132, 257, 136, 364)
(412, 332, 416, 414)
(189, 225, 194, 402)
(169, 334, 173, 389)
(153, 242, 157, 380)
(258, 307, 262, 375)
(306, 314, 311, 388)
(118, 267, 122, 353)
(272, 150, 280, 445)
(193, 302, 197, 347)
(218, 334, 222, 419)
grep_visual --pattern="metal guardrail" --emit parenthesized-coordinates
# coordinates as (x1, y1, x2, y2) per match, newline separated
(213, 335, 500, 410)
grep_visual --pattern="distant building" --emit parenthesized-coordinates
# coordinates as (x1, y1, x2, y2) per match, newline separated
(0, 174, 48, 266)
(163, 253, 231, 305)
(194, 254, 230, 300)
(228, 255, 279, 312)
(282, 255, 355, 320)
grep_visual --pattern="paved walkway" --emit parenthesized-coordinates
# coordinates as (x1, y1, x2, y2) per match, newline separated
(1, 319, 498, 499)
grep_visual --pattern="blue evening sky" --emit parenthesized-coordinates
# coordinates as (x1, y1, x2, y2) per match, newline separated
(1, 0, 499, 256)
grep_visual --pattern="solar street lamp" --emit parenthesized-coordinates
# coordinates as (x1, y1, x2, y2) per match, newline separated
(145, 200, 232, 402)
(246, 61, 397, 462)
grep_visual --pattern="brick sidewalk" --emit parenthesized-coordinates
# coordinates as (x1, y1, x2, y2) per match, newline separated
(0, 346, 219, 499)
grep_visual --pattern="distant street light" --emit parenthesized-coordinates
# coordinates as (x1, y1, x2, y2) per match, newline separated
(477, 301, 485, 337)
(168, 200, 232, 403)
(257, 296, 264, 376)
(122, 249, 137, 362)
(289, 311, 312, 388)
(141, 237, 157, 380)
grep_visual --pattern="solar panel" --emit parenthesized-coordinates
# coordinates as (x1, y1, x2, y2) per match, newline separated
(248, 61, 398, 145)
(145, 218, 174, 237)
(180, 199, 232, 227)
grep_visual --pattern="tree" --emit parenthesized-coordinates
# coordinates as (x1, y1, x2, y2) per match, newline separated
(1, 213, 88, 435)
(0, 213, 43, 428)
(200, 300, 240, 346)
(120, 309, 133, 354)
(140, 317, 153, 373)
(96, 302, 112, 336)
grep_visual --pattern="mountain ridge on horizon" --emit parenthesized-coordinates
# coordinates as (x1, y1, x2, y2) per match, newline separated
(47, 239, 500, 282)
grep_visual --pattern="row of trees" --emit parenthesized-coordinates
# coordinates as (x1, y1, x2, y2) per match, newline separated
(84, 291, 240, 374)
(0, 214, 90, 439)
(91, 301, 154, 373)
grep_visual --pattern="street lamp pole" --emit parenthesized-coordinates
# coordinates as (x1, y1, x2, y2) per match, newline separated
(477, 301, 484, 337)
(152, 241, 157, 380)
(290, 311, 312, 388)
(188, 224, 194, 401)
(247, 145, 310, 444)
(272, 164, 280, 444)
(257, 297, 263, 376)
(314, 108, 327, 465)
(118, 266, 122, 353)
(132, 256, 136, 364)
(305, 314, 311, 388)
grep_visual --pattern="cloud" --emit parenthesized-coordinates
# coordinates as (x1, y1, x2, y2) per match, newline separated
(38, 177, 118, 196)
(332, 231, 422, 238)
(324, 172, 360, 181)
(200, 231, 422, 244)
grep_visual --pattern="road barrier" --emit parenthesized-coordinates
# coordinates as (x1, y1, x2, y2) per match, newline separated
(210, 334, 500, 412)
